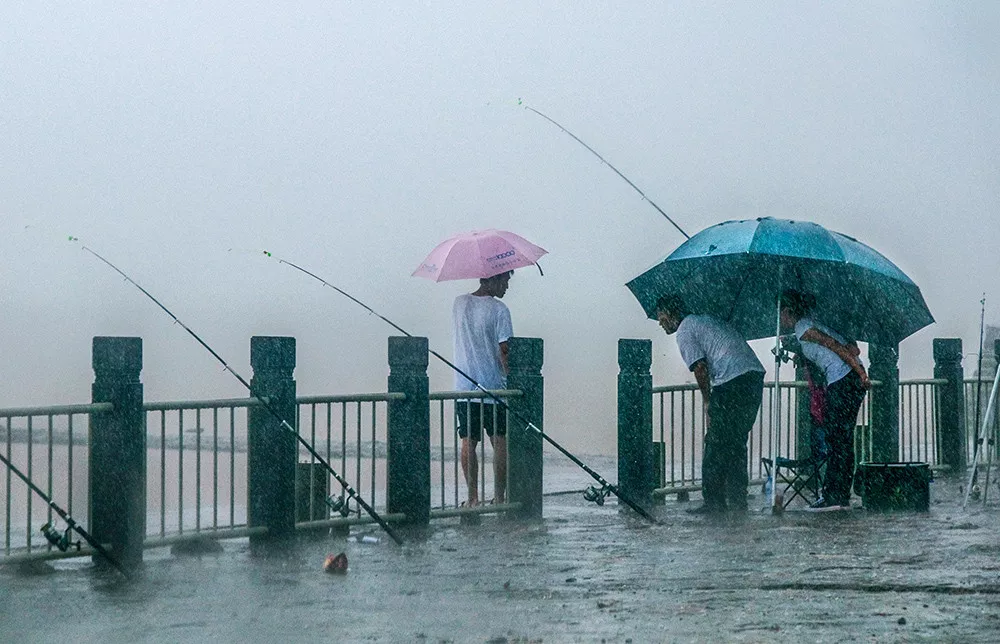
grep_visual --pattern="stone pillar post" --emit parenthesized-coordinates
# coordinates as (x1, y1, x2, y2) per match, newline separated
(869, 343, 900, 462)
(90, 337, 145, 569)
(247, 336, 297, 540)
(617, 339, 653, 509)
(386, 336, 431, 525)
(934, 338, 966, 472)
(506, 337, 544, 520)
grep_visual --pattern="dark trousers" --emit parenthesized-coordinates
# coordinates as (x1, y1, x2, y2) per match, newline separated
(820, 370, 867, 505)
(703, 371, 764, 510)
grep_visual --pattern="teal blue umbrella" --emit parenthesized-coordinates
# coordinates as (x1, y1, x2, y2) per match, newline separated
(627, 217, 934, 345)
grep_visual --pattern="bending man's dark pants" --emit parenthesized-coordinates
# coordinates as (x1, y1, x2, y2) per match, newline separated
(820, 370, 867, 506)
(703, 371, 764, 511)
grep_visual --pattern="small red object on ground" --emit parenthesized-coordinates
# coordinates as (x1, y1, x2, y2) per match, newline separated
(323, 552, 348, 574)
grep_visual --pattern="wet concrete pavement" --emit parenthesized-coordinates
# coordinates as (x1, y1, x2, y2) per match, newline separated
(2, 475, 1000, 642)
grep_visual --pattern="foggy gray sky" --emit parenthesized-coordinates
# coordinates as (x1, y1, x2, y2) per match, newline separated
(2, 3, 998, 454)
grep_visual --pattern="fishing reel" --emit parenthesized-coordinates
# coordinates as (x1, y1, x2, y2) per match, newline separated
(772, 335, 800, 364)
(583, 484, 612, 506)
(40, 522, 81, 552)
(325, 495, 352, 518)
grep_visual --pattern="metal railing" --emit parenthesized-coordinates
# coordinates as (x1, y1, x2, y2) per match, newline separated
(898, 379, 946, 464)
(294, 393, 404, 523)
(653, 380, 885, 491)
(143, 397, 264, 542)
(1, 403, 112, 555)
(428, 390, 521, 510)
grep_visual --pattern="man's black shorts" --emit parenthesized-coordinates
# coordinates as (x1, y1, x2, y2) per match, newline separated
(456, 401, 508, 441)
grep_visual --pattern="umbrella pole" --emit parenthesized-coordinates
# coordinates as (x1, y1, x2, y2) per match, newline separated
(770, 294, 783, 513)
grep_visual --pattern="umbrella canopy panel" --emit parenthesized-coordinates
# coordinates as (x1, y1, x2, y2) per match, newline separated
(627, 217, 934, 345)
(412, 229, 548, 282)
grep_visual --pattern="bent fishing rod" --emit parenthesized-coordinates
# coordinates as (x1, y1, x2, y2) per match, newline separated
(267, 254, 659, 524)
(74, 241, 404, 546)
(0, 451, 129, 577)
(522, 102, 690, 240)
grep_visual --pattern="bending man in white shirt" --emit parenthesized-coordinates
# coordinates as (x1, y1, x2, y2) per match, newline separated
(453, 270, 513, 507)
(656, 295, 765, 514)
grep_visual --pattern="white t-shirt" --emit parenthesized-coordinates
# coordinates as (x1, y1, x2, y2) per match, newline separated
(452, 293, 513, 399)
(794, 317, 855, 386)
(675, 315, 764, 387)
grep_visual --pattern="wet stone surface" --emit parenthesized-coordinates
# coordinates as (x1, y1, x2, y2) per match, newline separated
(2, 476, 1000, 642)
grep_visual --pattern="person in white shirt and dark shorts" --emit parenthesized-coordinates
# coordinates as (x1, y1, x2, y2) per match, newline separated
(779, 290, 871, 511)
(453, 270, 514, 507)
(655, 295, 765, 514)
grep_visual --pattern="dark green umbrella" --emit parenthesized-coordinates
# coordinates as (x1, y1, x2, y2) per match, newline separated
(627, 217, 933, 345)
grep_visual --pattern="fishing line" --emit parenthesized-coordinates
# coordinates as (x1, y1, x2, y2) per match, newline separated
(73, 239, 404, 545)
(521, 101, 690, 240)
(266, 253, 659, 524)
(0, 451, 129, 577)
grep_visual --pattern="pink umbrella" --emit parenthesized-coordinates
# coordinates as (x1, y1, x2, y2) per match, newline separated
(412, 229, 548, 282)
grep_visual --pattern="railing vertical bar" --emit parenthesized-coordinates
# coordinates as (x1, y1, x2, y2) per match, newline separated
(453, 402, 459, 508)
(195, 408, 202, 532)
(67, 414, 74, 517)
(45, 415, 53, 535)
(658, 393, 664, 487)
(898, 385, 913, 462)
(212, 407, 219, 530)
(905, 384, 912, 461)
(438, 400, 445, 509)
(923, 383, 931, 462)
(160, 410, 166, 538)
(355, 402, 362, 517)
(26, 416, 33, 552)
(5, 416, 11, 555)
(310, 403, 317, 523)
(229, 406, 235, 528)
(669, 392, 676, 486)
(478, 401, 485, 506)
(680, 392, 687, 484)
(340, 402, 347, 500)
(326, 403, 333, 511)
(778, 387, 795, 458)
(370, 401, 377, 511)
(178, 410, 184, 534)
(494, 402, 502, 498)
(931, 382, 938, 463)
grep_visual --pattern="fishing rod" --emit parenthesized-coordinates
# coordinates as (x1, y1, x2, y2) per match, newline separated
(0, 451, 129, 577)
(975, 295, 986, 461)
(521, 102, 690, 240)
(73, 240, 404, 545)
(969, 294, 988, 499)
(266, 253, 659, 524)
(963, 352, 1000, 508)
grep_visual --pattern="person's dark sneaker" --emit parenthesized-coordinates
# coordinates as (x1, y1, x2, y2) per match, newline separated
(805, 497, 849, 512)
(685, 504, 725, 515)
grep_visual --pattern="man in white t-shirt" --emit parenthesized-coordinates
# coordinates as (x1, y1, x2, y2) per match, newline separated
(453, 270, 513, 506)
(656, 295, 765, 514)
